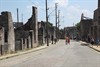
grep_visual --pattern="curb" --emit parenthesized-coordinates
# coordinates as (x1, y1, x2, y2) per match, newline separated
(80, 41, 100, 52)
(0, 45, 47, 60)
(88, 45, 100, 52)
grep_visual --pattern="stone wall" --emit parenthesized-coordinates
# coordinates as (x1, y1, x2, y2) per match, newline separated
(0, 5, 56, 55)
(0, 11, 15, 53)
(0, 27, 4, 46)
(14, 6, 39, 50)
(32, 7, 38, 47)
(92, 0, 100, 40)
(7, 12, 15, 52)
(0, 27, 4, 55)
(80, 19, 92, 41)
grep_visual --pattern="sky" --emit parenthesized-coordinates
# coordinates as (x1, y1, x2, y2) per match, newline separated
(0, 0, 98, 29)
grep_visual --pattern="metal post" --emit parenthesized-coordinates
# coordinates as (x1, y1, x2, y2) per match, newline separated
(55, 3, 58, 40)
(17, 8, 19, 27)
(58, 10, 60, 40)
(21, 14, 23, 23)
(46, 0, 49, 46)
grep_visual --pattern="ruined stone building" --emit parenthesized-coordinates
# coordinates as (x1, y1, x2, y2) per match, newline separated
(79, 0, 100, 42)
(38, 21, 46, 44)
(92, 0, 100, 41)
(14, 6, 38, 51)
(76, 0, 100, 43)
(38, 21, 56, 44)
(0, 6, 39, 55)
(0, 5, 58, 55)
(80, 13, 92, 41)
(0, 11, 15, 55)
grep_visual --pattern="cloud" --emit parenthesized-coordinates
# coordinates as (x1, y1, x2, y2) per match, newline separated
(12, 13, 17, 22)
(54, 0, 68, 7)
(81, 9, 93, 18)
(26, 3, 46, 22)
(66, 5, 93, 20)
(49, 0, 68, 8)
(26, 4, 33, 12)
(26, 0, 41, 13)
(62, 4, 93, 27)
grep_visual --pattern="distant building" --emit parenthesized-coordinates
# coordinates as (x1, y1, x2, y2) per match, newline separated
(59, 29, 65, 39)
(64, 26, 77, 39)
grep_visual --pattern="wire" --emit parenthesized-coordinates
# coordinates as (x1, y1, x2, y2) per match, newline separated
(28, 0, 37, 6)
(48, 9, 55, 17)
(28, 0, 45, 10)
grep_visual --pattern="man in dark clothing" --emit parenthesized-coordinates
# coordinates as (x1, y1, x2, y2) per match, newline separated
(51, 35, 54, 44)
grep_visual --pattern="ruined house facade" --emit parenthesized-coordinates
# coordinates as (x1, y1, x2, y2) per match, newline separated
(38, 21, 46, 44)
(14, 6, 38, 51)
(38, 21, 56, 44)
(92, 0, 100, 40)
(0, 6, 57, 55)
(80, 13, 92, 41)
(0, 6, 39, 55)
(80, 0, 100, 42)
(0, 11, 15, 55)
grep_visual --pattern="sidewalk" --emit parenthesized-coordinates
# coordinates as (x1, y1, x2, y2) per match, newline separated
(0, 45, 47, 60)
(80, 41, 100, 52)
(88, 45, 100, 52)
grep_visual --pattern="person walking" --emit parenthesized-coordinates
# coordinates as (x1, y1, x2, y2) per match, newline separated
(96, 38, 99, 47)
(65, 36, 68, 45)
(68, 37, 70, 44)
(51, 35, 54, 44)
(54, 37, 57, 44)
(91, 37, 94, 46)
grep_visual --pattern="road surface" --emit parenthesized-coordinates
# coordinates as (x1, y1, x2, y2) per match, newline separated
(0, 40, 100, 67)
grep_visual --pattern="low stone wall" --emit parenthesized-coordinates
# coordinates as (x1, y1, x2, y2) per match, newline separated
(0, 43, 8, 55)
(15, 41, 22, 51)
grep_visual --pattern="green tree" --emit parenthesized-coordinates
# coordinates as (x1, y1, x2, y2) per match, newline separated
(75, 22, 81, 32)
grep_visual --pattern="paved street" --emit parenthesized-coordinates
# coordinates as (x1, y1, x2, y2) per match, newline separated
(0, 40, 100, 67)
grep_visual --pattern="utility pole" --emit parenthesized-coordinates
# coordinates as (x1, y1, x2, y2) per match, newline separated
(58, 10, 60, 40)
(21, 14, 23, 23)
(17, 8, 19, 27)
(45, 0, 49, 46)
(55, 3, 58, 40)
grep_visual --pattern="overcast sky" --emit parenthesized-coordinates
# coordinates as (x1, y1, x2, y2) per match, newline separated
(0, 0, 98, 29)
